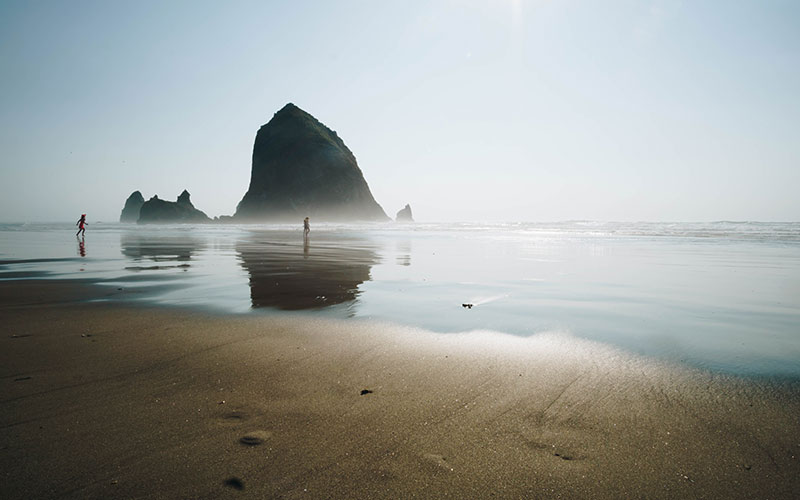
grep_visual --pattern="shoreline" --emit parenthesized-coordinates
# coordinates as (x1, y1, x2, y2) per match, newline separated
(2, 280, 799, 498)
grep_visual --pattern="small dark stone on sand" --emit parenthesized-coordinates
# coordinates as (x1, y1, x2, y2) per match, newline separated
(224, 477, 245, 490)
(360, 389, 374, 395)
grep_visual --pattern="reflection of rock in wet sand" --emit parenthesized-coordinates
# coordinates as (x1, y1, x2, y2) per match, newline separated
(237, 232, 378, 310)
(120, 233, 206, 270)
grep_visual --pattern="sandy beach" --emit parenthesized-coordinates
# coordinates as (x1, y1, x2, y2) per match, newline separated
(4, 0, 800, 497)
(1, 280, 799, 499)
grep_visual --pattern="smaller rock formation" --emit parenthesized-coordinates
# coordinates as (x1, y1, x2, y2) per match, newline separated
(396, 204, 414, 222)
(137, 190, 211, 224)
(119, 191, 145, 222)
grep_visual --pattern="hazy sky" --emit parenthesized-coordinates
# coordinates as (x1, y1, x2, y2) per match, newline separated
(1, 0, 798, 222)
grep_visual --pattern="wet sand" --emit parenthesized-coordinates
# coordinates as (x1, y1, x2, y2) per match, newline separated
(1, 281, 799, 499)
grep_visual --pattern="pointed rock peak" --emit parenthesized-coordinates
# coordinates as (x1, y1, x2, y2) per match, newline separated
(177, 190, 192, 205)
(396, 204, 414, 222)
(120, 190, 146, 222)
(267, 103, 323, 130)
(127, 190, 144, 202)
(274, 102, 306, 118)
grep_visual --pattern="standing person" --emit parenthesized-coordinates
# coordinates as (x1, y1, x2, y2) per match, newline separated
(76, 214, 87, 237)
(303, 217, 310, 238)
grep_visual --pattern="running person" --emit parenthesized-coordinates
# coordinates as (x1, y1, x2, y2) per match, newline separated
(76, 214, 87, 237)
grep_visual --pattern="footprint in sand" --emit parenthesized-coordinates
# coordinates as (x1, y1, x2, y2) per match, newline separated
(524, 439, 583, 462)
(524, 440, 552, 451)
(222, 411, 246, 421)
(215, 411, 249, 427)
(552, 448, 585, 461)
(223, 477, 245, 490)
(423, 453, 454, 471)
(239, 430, 273, 446)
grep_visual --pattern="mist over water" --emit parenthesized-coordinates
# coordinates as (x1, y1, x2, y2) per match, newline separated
(1, 221, 799, 377)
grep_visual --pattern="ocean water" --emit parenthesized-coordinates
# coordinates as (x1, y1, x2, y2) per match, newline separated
(1, 221, 799, 377)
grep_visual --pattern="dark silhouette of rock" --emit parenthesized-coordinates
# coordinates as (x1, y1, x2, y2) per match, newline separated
(177, 190, 192, 206)
(119, 191, 145, 222)
(396, 204, 414, 222)
(137, 190, 211, 224)
(235, 103, 389, 222)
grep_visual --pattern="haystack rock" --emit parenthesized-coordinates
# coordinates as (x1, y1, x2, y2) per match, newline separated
(396, 204, 414, 222)
(234, 103, 389, 222)
(119, 190, 145, 222)
(137, 190, 211, 224)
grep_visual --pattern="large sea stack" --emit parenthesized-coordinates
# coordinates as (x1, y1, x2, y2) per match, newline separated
(137, 190, 211, 224)
(235, 103, 389, 222)
(119, 191, 145, 222)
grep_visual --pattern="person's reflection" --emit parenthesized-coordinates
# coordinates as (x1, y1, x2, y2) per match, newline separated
(120, 233, 204, 270)
(237, 233, 378, 310)
(395, 240, 411, 266)
(77, 236, 86, 257)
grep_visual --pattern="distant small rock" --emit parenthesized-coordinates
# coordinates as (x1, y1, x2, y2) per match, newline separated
(396, 204, 414, 222)
(360, 389, 374, 395)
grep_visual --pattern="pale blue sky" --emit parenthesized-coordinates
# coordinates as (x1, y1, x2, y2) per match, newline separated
(1, 0, 798, 222)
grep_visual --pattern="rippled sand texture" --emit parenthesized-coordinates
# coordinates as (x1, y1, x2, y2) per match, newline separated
(1, 281, 798, 499)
